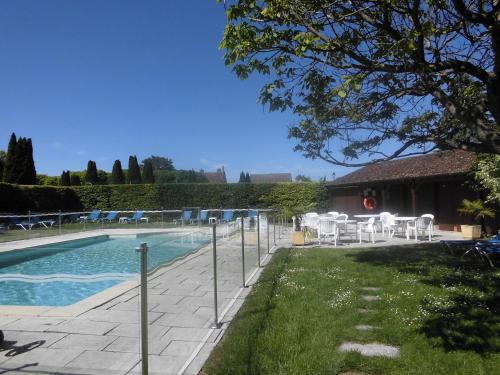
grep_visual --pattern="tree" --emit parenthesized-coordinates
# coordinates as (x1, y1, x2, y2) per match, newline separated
(60, 170, 71, 186)
(0, 150, 5, 181)
(70, 174, 82, 186)
(239, 171, 247, 183)
(111, 160, 126, 184)
(295, 174, 312, 182)
(142, 160, 155, 184)
(474, 154, 500, 203)
(3, 133, 19, 183)
(128, 155, 142, 184)
(245, 172, 251, 183)
(17, 138, 37, 184)
(221, 1, 500, 166)
(97, 170, 108, 185)
(85, 160, 98, 184)
(141, 155, 174, 171)
(3, 134, 36, 184)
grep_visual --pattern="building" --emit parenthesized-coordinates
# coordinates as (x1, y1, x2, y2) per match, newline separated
(202, 167, 227, 183)
(326, 150, 491, 231)
(249, 173, 292, 183)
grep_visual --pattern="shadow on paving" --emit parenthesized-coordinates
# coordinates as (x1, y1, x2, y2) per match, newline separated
(347, 244, 500, 355)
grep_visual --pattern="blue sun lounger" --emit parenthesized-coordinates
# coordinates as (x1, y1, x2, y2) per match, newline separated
(122, 211, 146, 224)
(222, 210, 234, 223)
(102, 211, 119, 222)
(442, 236, 500, 267)
(81, 209, 101, 223)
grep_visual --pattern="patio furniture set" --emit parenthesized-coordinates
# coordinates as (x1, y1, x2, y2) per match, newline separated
(300, 211, 434, 246)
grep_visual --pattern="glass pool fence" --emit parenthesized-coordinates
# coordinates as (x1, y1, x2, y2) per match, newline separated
(0, 209, 290, 375)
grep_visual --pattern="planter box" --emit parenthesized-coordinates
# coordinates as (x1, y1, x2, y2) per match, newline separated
(245, 231, 258, 245)
(461, 225, 481, 239)
(292, 231, 306, 246)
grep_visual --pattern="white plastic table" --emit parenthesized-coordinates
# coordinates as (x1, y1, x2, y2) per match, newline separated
(393, 217, 418, 240)
(353, 214, 380, 219)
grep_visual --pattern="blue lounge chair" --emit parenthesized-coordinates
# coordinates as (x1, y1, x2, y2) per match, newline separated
(469, 239, 500, 267)
(102, 211, 119, 222)
(183, 210, 192, 224)
(39, 217, 56, 228)
(199, 210, 208, 223)
(15, 216, 41, 230)
(190, 210, 209, 225)
(222, 210, 234, 223)
(82, 209, 101, 223)
(122, 211, 145, 224)
(248, 209, 258, 219)
(443, 238, 500, 267)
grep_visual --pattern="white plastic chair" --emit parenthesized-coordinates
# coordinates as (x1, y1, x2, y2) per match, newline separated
(380, 213, 397, 238)
(357, 217, 376, 243)
(421, 214, 434, 236)
(301, 212, 319, 231)
(328, 211, 339, 219)
(407, 217, 433, 241)
(318, 218, 338, 246)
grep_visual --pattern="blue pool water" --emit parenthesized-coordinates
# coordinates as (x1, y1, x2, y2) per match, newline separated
(0, 232, 210, 306)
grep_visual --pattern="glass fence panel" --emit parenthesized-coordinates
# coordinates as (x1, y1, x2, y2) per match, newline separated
(215, 219, 243, 324)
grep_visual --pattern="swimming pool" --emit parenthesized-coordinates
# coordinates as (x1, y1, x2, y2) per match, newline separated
(0, 232, 210, 306)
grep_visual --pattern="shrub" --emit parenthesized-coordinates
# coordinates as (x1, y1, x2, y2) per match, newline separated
(0, 182, 328, 213)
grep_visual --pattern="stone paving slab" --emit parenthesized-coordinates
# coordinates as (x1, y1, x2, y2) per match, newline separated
(50, 333, 117, 350)
(64, 350, 140, 371)
(104, 336, 169, 355)
(339, 342, 400, 358)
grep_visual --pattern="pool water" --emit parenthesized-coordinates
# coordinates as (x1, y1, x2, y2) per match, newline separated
(0, 232, 210, 306)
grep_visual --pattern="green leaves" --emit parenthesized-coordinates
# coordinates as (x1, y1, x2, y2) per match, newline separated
(218, 0, 499, 165)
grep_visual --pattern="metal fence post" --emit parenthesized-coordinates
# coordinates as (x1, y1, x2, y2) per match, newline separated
(161, 209, 164, 228)
(273, 215, 276, 245)
(212, 224, 220, 328)
(267, 214, 270, 254)
(257, 210, 261, 267)
(58, 210, 62, 235)
(136, 243, 148, 375)
(241, 217, 246, 288)
(28, 210, 31, 240)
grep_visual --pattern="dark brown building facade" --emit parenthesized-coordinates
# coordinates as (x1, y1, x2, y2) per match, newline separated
(326, 151, 492, 231)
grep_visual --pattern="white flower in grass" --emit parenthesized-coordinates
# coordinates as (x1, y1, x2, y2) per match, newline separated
(328, 288, 353, 309)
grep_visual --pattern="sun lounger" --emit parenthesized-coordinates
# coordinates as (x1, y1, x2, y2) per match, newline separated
(102, 211, 119, 222)
(222, 210, 234, 223)
(121, 211, 147, 224)
(441, 239, 500, 267)
(80, 209, 101, 223)
(190, 210, 208, 225)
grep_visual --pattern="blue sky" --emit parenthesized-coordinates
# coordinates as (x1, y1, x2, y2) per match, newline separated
(0, 0, 352, 182)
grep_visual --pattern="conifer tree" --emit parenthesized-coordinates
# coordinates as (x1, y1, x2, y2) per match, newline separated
(70, 174, 81, 186)
(128, 155, 142, 184)
(245, 172, 251, 183)
(85, 160, 98, 184)
(142, 160, 155, 184)
(0, 150, 5, 181)
(239, 171, 246, 183)
(60, 170, 71, 186)
(111, 160, 125, 184)
(3, 133, 19, 183)
(17, 138, 37, 184)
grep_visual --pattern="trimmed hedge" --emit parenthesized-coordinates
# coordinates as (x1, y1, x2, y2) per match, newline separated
(0, 183, 83, 213)
(0, 182, 328, 213)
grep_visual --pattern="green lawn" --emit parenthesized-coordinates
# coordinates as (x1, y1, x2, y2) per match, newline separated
(203, 244, 500, 375)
